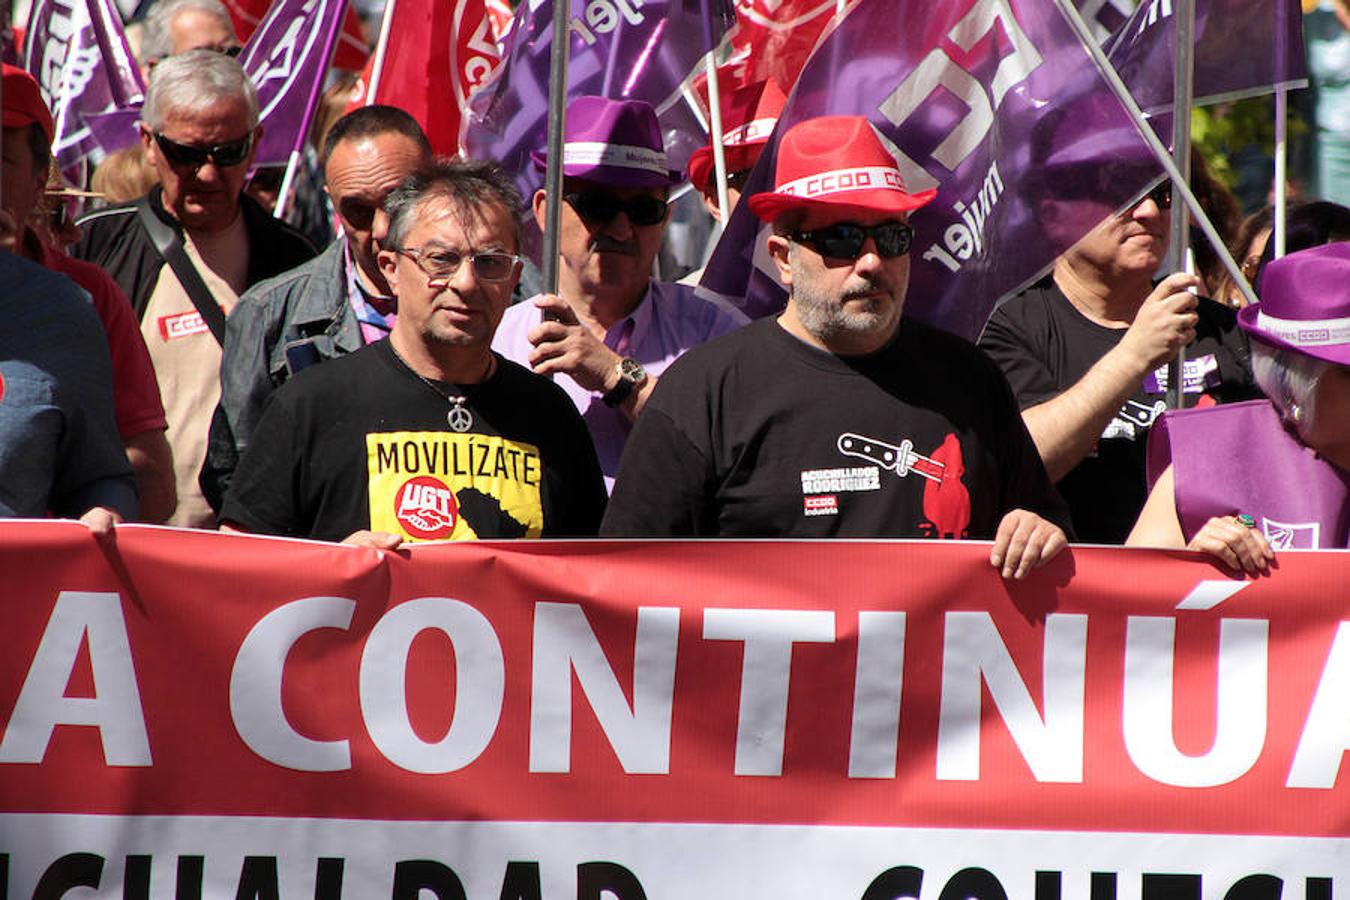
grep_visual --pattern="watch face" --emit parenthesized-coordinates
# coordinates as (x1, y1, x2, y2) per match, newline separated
(619, 357, 647, 383)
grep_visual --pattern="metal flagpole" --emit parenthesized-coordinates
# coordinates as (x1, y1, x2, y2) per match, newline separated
(1053, 0, 1259, 308)
(541, 0, 572, 295)
(702, 4, 730, 235)
(1165, 0, 1195, 410)
(367, 0, 398, 101)
(1275, 86, 1288, 259)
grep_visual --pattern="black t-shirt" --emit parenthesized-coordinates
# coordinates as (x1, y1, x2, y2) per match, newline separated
(601, 317, 1071, 538)
(977, 279, 1258, 543)
(222, 340, 607, 542)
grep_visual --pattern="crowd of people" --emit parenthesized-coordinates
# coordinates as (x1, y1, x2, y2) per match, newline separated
(7, 0, 1350, 576)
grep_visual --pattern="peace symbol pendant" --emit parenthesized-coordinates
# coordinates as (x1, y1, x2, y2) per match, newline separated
(447, 399, 473, 433)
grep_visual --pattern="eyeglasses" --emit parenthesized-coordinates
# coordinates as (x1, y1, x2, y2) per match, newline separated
(564, 190, 668, 227)
(1142, 181, 1172, 210)
(153, 131, 254, 170)
(395, 246, 520, 284)
(726, 170, 752, 192)
(790, 221, 914, 260)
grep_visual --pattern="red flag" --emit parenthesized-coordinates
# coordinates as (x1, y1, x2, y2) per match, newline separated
(728, 0, 842, 93)
(222, 0, 370, 70)
(347, 0, 501, 156)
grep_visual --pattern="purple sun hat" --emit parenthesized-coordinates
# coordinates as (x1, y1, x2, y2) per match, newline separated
(1239, 241, 1350, 366)
(531, 96, 685, 188)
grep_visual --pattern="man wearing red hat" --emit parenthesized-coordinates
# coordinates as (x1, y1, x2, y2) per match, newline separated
(492, 96, 748, 491)
(678, 79, 785, 285)
(1, 63, 176, 522)
(602, 116, 1071, 578)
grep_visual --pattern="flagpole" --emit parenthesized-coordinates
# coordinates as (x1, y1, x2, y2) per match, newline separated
(1275, 86, 1288, 259)
(1164, 0, 1194, 410)
(1053, 0, 1259, 309)
(701, 1, 729, 237)
(541, 0, 571, 295)
(367, 0, 398, 101)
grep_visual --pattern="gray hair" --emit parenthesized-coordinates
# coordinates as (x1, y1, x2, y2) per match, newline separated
(384, 158, 523, 252)
(1251, 341, 1329, 431)
(142, 50, 259, 132)
(140, 0, 236, 64)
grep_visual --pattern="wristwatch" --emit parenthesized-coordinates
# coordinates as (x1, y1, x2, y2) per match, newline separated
(602, 357, 648, 407)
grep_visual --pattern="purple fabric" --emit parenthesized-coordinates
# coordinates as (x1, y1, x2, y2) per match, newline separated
(698, 0, 1160, 340)
(490, 280, 748, 489)
(24, 0, 145, 168)
(1105, 0, 1307, 115)
(1150, 400, 1350, 549)
(238, 0, 351, 168)
(463, 0, 733, 225)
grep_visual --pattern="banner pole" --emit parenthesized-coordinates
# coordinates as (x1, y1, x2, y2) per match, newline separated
(1274, 85, 1288, 260)
(1053, 0, 1259, 310)
(541, 0, 571, 295)
(1164, 0, 1194, 410)
(701, 0, 729, 237)
(273, 149, 303, 220)
(366, 0, 397, 102)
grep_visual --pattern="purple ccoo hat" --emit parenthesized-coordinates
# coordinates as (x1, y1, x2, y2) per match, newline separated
(532, 96, 684, 188)
(1239, 241, 1350, 366)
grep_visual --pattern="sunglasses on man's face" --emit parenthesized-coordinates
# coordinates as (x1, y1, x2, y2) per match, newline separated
(1142, 181, 1173, 210)
(564, 190, 669, 227)
(790, 221, 915, 260)
(153, 131, 254, 170)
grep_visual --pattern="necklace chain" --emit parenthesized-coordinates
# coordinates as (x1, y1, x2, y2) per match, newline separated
(388, 343, 493, 433)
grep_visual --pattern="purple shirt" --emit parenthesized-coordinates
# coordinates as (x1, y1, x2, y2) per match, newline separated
(492, 280, 748, 490)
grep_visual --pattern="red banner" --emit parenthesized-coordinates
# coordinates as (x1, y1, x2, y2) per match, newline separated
(221, 0, 370, 70)
(1, 523, 1348, 896)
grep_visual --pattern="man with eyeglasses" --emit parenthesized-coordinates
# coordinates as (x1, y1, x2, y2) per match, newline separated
(977, 104, 1257, 543)
(492, 96, 748, 490)
(221, 160, 606, 546)
(201, 106, 433, 511)
(73, 50, 315, 527)
(601, 116, 1070, 579)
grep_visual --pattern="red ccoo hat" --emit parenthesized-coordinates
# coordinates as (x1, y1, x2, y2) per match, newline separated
(2, 64, 54, 144)
(747, 115, 936, 222)
(687, 80, 786, 192)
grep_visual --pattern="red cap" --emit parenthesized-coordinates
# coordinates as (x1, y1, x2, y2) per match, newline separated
(747, 116, 936, 222)
(3, 64, 54, 144)
(687, 80, 786, 192)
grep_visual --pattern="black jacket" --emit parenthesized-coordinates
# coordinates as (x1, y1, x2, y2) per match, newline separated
(72, 186, 316, 318)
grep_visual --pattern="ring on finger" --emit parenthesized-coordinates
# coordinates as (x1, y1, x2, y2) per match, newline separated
(1235, 513, 1256, 529)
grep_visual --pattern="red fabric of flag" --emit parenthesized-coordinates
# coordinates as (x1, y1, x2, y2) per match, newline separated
(346, 0, 501, 156)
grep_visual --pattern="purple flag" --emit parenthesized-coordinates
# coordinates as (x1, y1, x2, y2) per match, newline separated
(700, 0, 1162, 341)
(24, 0, 145, 168)
(463, 0, 735, 217)
(1106, 0, 1308, 114)
(238, 0, 350, 168)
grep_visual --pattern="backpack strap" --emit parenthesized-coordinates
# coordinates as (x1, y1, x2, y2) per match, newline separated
(136, 196, 226, 345)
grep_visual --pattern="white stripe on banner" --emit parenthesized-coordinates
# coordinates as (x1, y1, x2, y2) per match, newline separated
(563, 141, 670, 175)
(3, 815, 1345, 895)
(1256, 311, 1350, 348)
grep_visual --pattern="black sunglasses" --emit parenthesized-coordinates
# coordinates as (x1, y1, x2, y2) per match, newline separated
(153, 131, 254, 170)
(790, 221, 914, 260)
(1143, 181, 1173, 210)
(564, 190, 668, 227)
